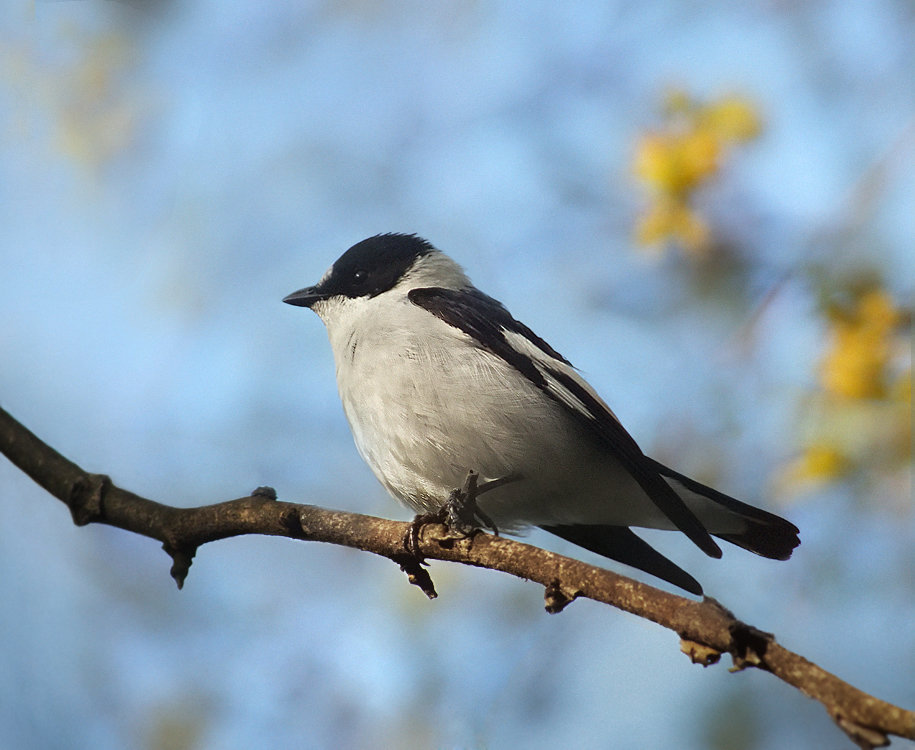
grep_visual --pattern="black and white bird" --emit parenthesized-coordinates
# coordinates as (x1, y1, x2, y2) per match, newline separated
(283, 233, 799, 594)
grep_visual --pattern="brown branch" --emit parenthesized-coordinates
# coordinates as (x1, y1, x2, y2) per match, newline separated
(1, 405, 912, 748)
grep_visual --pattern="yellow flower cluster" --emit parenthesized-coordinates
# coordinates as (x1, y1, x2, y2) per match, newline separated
(55, 33, 139, 166)
(780, 286, 912, 494)
(820, 288, 901, 400)
(785, 444, 849, 484)
(3, 26, 140, 168)
(632, 91, 762, 256)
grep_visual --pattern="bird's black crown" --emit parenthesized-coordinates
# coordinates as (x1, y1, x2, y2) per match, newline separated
(322, 233, 436, 299)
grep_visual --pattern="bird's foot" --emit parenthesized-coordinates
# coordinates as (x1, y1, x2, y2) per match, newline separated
(404, 470, 514, 556)
(444, 470, 500, 536)
(404, 507, 448, 558)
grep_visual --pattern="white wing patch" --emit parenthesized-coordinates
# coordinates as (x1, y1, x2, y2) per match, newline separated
(501, 328, 621, 425)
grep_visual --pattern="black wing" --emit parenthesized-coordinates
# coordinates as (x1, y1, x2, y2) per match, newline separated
(541, 524, 703, 594)
(408, 286, 721, 559)
(647, 457, 800, 560)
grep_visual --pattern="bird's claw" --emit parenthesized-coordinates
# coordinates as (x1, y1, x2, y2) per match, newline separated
(445, 470, 500, 536)
(403, 470, 507, 557)
(404, 508, 446, 558)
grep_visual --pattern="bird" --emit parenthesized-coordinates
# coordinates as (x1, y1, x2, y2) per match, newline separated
(283, 233, 799, 595)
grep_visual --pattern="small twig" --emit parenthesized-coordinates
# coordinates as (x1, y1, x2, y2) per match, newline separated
(391, 553, 438, 599)
(0, 405, 911, 748)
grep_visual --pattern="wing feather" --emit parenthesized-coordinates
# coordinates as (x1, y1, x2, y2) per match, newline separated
(408, 286, 721, 558)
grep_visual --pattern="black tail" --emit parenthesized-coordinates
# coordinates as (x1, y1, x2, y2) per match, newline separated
(541, 524, 704, 595)
(645, 458, 801, 561)
(541, 462, 799, 595)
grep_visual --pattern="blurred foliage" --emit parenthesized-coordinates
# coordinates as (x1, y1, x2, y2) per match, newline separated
(632, 89, 912, 512)
(780, 283, 912, 504)
(632, 91, 912, 511)
(632, 89, 762, 257)
(820, 286, 906, 401)
(54, 31, 139, 166)
(703, 683, 763, 750)
(2, 21, 141, 168)
(145, 699, 206, 750)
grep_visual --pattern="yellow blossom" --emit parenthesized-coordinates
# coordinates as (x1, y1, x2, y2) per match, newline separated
(633, 130, 720, 197)
(774, 442, 849, 498)
(890, 370, 913, 461)
(635, 199, 710, 255)
(701, 96, 763, 143)
(780, 288, 910, 500)
(893, 369, 912, 404)
(820, 289, 901, 400)
(678, 128, 721, 188)
(633, 134, 679, 192)
(631, 91, 761, 256)
(796, 444, 849, 481)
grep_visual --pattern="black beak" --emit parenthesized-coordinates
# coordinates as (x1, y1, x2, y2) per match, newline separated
(283, 286, 327, 308)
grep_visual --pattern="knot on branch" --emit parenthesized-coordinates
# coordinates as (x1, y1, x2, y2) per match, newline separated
(68, 473, 110, 526)
(544, 579, 578, 614)
(702, 597, 774, 671)
(728, 620, 774, 671)
(251, 486, 277, 501)
(279, 506, 304, 536)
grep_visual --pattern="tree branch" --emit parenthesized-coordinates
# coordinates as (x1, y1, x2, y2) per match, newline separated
(1, 405, 911, 748)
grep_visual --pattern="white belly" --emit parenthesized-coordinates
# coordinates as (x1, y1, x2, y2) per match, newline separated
(331, 309, 670, 531)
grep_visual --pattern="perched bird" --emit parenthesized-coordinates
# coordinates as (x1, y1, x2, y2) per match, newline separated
(284, 233, 799, 594)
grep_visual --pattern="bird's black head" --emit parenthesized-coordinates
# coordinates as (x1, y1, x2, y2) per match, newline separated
(283, 233, 436, 308)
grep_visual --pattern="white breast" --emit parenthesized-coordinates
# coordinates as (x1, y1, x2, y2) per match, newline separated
(309, 258, 688, 532)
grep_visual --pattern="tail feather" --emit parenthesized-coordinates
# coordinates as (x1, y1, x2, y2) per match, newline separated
(646, 457, 800, 560)
(712, 529, 793, 559)
(541, 524, 703, 595)
(540, 460, 799, 595)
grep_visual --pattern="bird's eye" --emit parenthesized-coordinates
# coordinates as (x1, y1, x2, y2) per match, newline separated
(353, 268, 368, 284)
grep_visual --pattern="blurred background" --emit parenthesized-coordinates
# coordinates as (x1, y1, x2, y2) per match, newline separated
(1, 1, 912, 748)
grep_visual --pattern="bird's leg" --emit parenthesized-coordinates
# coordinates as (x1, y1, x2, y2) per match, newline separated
(446, 469, 525, 536)
(404, 470, 517, 556)
(444, 470, 487, 536)
(404, 506, 447, 557)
